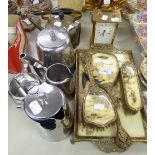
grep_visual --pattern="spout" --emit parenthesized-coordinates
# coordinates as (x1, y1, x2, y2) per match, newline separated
(20, 53, 39, 66)
(60, 63, 73, 80)
(45, 63, 73, 85)
(20, 53, 46, 71)
(20, 53, 46, 80)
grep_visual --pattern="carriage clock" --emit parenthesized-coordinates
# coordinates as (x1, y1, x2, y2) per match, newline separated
(90, 9, 122, 48)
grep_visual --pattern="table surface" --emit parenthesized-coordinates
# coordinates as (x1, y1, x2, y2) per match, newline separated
(8, 2, 146, 155)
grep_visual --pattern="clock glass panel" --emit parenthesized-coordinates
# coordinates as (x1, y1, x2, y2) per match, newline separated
(94, 23, 117, 44)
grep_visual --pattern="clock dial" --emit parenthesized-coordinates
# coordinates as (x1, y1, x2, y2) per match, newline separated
(94, 23, 117, 44)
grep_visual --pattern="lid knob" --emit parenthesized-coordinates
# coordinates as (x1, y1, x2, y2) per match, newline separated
(49, 31, 57, 41)
(59, 11, 64, 20)
(37, 93, 47, 105)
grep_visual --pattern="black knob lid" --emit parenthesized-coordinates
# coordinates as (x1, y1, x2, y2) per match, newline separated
(59, 11, 64, 20)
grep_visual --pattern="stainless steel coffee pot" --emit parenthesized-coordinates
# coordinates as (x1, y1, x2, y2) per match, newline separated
(36, 26, 75, 70)
(24, 82, 73, 141)
(20, 53, 75, 95)
(22, 12, 75, 70)
(8, 72, 40, 109)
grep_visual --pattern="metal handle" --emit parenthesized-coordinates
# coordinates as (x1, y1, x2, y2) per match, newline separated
(51, 8, 73, 15)
(41, 8, 82, 22)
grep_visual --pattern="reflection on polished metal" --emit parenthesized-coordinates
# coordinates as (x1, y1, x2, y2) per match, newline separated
(24, 82, 73, 142)
(8, 72, 40, 109)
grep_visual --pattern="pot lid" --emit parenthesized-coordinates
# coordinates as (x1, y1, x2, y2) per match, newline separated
(24, 82, 65, 121)
(8, 73, 40, 101)
(36, 26, 70, 52)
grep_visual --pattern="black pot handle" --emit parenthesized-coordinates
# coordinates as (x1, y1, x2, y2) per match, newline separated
(51, 8, 73, 15)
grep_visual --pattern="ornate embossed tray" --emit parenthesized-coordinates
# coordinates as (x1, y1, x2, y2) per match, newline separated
(72, 48, 147, 150)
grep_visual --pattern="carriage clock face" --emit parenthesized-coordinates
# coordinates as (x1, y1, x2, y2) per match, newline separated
(94, 22, 117, 44)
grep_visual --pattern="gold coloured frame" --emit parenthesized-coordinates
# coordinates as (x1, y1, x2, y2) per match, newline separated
(72, 48, 147, 148)
(90, 10, 121, 48)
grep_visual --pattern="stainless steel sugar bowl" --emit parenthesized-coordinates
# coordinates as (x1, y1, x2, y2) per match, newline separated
(36, 26, 75, 71)
(8, 72, 40, 109)
(24, 82, 73, 142)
